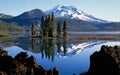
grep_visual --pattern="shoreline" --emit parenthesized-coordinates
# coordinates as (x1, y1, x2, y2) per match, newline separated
(68, 31, 120, 34)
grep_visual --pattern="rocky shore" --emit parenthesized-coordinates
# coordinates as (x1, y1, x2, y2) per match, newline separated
(83, 45, 120, 75)
(0, 47, 60, 75)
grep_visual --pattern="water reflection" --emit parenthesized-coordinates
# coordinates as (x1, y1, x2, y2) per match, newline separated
(31, 38, 36, 52)
(56, 39, 62, 55)
(40, 39, 55, 62)
(2, 33, 120, 75)
(63, 39, 67, 56)
(30, 38, 68, 62)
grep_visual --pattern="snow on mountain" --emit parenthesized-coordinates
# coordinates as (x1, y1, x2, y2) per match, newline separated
(57, 41, 107, 58)
(45, 5, 108, 23)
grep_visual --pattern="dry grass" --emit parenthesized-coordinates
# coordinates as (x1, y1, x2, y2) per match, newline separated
(73, 36, 118, 40)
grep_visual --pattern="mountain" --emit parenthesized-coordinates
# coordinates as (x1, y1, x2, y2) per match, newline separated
(45, 5, 108, 23)
(0, 13, 13, 19)
(0, 5, 120, 31)
(14, 9, 45, 19)
(2, 9, 45, 27)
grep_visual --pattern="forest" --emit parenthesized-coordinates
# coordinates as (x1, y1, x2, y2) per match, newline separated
(0, 20, 24, 32)
(31, 12, 68, 39)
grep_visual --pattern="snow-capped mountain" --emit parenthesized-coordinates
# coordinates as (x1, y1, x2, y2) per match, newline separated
(57, 41, 107, 57)
(45, 5, 108, 23)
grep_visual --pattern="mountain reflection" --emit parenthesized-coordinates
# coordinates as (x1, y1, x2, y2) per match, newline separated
(31, 38, 67, 62)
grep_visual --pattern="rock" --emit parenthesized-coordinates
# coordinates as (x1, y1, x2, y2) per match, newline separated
(47, 69, 53, 75)
(0, 48, 60, 75)
(0, 47, 8, 57)
(0, 71, 7, 75)
(83, 45, 120, 75)
(53, 67, 60, 75)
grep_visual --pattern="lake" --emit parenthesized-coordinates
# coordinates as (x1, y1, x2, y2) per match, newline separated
(1, 32, 120, 75)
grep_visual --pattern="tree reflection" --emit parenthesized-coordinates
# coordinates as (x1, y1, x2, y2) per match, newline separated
(31, 38, 41, 53)
(31, 38, 68, 62)
(40, 39, 55, 62)
(56, 38, 68, 57)
(31, 38, 36, 52)
(63, 39, 67, 56)
(56, 39, 62, 55)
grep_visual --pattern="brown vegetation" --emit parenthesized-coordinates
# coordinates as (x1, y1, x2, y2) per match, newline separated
(73, 36, 118, 40)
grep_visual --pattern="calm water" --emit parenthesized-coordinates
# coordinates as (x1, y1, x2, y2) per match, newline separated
(1, 33, 120, 75)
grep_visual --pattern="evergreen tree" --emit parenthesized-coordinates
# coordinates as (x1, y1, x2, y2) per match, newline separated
(44, 16, 48, 37)
(57, 20, 61, 38)
(41, 16, 44, 31)
(40, 25, 43, 37)
(40, 16, 44, 37)
(31, 22, 36, 36)
(39, 12, 56, 38)
(50, 12, 55, 37)
(63, 19, 67, 39)
(47, 15, 52, 37)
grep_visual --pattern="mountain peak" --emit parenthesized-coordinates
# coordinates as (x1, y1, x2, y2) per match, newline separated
(54, 5, 76, 10)
(45, 5, 108, 23)
(15, 9, 45, 19)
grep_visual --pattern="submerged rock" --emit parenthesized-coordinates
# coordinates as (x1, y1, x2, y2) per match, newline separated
(0, 48, 60, 75)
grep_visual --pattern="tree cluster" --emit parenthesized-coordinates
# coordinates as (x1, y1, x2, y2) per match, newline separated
(57, 19, 67, 39)
(40, 12, 55, 37)
(31, 12, 67, 39)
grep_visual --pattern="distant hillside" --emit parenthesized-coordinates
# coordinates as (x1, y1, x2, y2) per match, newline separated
(0, 20, 24, 32)
(2, 9, 45, 27)
(56, 18, 120, 31)
(0, 13, 13, 19)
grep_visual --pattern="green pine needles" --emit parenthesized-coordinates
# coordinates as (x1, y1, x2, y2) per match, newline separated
(31, 12, 68, 39)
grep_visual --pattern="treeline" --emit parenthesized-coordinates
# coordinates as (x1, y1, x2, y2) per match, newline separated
(0, 20, 24, 32)
(31, 12, 67, 39)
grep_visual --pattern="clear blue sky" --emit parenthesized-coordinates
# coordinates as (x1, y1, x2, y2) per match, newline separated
(0, 0, 120, 21)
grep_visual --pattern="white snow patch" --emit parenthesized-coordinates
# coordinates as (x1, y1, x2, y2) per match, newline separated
(45, 5, 108, 23)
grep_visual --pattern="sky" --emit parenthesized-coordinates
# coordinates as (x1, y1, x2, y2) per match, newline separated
(0, 0, 120, 22)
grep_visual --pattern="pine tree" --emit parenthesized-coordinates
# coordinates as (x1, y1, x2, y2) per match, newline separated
(57, 20, 61, 38)
(44, 16, 48, 37)
(63, 19, 67, 39)
(31, 22, 36, 37)
(48, 15, 52, 37)
(40, 16, 44, 37)
(51, 12, 55, 37)
(39, 12, 56, 38)
(40, 24, 43, 37)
